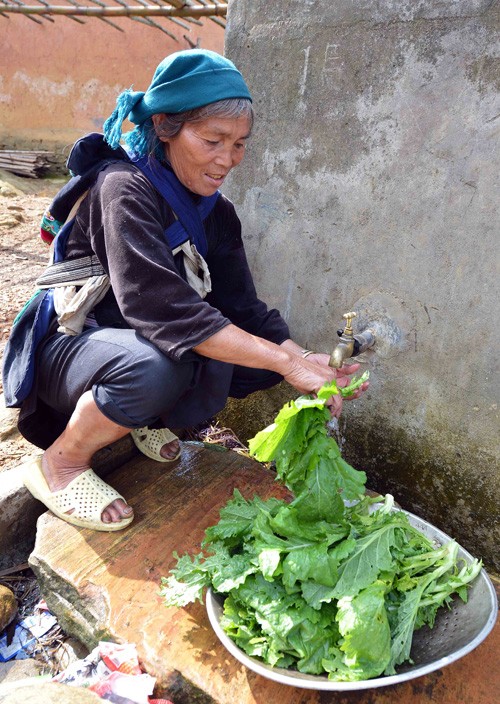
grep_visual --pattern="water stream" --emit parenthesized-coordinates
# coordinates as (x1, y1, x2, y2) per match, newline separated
(327, 416, 347, 452)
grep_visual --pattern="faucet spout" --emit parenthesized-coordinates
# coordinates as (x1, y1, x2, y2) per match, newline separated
(329, 338, 355, 368)
(329, 312, 356, 368)
(329, 312, 376, 368)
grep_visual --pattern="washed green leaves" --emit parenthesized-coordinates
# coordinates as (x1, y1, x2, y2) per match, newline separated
(161, 379, 482, 681)
(248, 377, 368, 503)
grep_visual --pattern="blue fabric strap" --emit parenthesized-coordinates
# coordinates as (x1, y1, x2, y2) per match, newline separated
(53, 217, 77, 263)
(132, 155, 219, 259)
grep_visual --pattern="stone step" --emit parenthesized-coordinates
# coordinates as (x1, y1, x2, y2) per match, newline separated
(28, 443, 499, 704)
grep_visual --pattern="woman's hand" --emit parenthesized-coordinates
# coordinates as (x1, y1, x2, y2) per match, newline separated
(193, 328, 369, 419)
(282, 349, 370, 418)
(280, 353, 337, 396)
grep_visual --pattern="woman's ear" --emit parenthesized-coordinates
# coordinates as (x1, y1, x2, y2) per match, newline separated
(152, 113, 169, 143)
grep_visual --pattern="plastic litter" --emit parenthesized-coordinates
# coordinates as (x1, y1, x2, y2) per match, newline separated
(0, 607, 57, 661)
(53, 640, 173, 704)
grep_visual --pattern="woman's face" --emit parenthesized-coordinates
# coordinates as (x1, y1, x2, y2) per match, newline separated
(155, 114, 251, 196)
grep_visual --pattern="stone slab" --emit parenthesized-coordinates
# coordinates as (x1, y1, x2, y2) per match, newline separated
(0, 469, 45, 570)
(29, 443, 499, 703)
(0, 435, 138, 570)
(0, 659, 41, 685)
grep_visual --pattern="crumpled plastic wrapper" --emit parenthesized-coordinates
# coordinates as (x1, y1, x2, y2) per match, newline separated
(0, 600, 58, 661)
(53, 641, 173, 704)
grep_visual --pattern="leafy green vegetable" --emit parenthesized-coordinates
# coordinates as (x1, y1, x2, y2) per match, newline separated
(318, 370, 370, 400)
(248, 379, 367, 503)
(336, 580, 392, 679)
(161, 379, 482, 681)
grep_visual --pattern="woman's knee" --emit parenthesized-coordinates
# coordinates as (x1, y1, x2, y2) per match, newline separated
(95, 349, 195, 426)
(136, 351, 194, 403)
(38, 328, 195, 426)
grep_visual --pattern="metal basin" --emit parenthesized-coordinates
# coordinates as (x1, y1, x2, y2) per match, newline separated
(206, 507, 498, 690)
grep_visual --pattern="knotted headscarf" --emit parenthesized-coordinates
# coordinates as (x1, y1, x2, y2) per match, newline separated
(103, 49, 252, 156)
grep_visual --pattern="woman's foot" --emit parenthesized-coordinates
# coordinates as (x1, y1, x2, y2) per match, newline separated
(42, 448, 133, 525)
(131, 427, 181, 462)
(159, 438, 180, 460)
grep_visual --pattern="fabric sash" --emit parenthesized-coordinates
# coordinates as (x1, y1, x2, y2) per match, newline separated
(130, 155, 220, 259)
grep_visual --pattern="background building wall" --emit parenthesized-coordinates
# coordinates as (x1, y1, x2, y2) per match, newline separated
(0, 14, 223, 158)
(224, 0, 500, 569)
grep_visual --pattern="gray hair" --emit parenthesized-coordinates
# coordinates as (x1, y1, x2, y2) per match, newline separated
(147, 98, 253, 160)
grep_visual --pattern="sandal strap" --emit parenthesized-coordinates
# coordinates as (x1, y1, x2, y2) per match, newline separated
(50, 469, 126, 523)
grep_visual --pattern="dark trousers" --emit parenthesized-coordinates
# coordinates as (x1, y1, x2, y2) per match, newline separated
(35, 327, 282, 435)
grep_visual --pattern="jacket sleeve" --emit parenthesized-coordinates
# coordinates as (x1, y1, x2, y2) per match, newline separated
(77, 164, 231, 360)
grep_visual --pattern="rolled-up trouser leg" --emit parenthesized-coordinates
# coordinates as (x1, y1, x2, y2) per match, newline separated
(37, 327, 195, 428)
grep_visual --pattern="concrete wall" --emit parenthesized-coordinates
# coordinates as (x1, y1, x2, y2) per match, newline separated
(224, 0, 500, 570)
(0, 14, 223, 159)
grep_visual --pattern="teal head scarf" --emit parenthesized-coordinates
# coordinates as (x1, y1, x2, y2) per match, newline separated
(103, 49, 252, 157)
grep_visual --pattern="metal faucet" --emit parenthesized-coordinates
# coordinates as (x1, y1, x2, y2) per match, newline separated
(329, 311, 376, 368)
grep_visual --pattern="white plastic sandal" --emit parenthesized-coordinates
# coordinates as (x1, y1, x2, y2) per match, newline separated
(131, 426, 181, 462)
(22, 458, 134, 532)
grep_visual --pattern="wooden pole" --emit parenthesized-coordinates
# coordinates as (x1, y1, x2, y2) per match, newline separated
(0, 2, 227, 16)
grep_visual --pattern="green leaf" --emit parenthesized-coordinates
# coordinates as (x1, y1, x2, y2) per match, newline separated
(282, 541, 335, 589)
(248, 398, 327, 464)
(203, 490, 284, 549)
(339, 370, 370, 398)
(290, 455, 345, 522)
(301, 581, 338, 610)
(203, 489, 260, 547)
(316, 379, 340, 401)
(208, 550, 257, 593)
(248, 387, 366, 501)
(330, 454, 367, 501)
(258, 548, 282, 581)
(269, 504, 349, 544)
(337, 581, 391, 679)
(332, 523, 399, 598)
(160, 553, 210, 606)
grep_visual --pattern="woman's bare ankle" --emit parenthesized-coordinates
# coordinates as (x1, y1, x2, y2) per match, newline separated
(42, 448, 90, 493)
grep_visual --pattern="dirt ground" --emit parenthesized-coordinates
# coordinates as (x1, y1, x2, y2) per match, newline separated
(0, 171, 64, 470)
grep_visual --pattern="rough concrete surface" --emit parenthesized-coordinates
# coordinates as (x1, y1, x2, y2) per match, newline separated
(0, 682, 102, 704)
(224, 0, 500, 570)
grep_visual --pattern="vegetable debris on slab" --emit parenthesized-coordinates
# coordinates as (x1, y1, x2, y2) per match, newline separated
(161, 373, 482, 681)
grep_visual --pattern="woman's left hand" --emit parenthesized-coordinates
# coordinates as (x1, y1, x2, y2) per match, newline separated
(305, 353, 370, 418)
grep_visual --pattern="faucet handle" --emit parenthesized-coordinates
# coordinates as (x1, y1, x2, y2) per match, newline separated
(342, 311, 357, 337)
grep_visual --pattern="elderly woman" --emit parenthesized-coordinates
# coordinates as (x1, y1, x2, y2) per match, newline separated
(6, 50, 367, 531)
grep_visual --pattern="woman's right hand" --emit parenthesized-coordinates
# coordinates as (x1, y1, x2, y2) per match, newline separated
(281, 353, 337, 396)
(280, 351, 369, 418)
